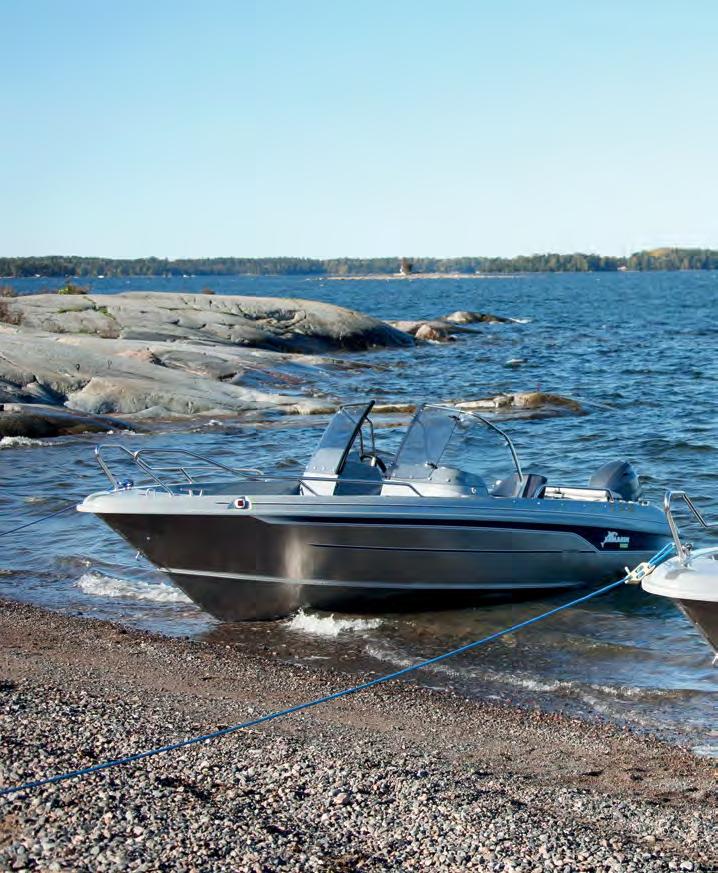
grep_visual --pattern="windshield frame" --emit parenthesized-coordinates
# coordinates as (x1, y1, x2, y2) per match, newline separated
(389, 403, 522, 481)
(304, 401, 375, 476)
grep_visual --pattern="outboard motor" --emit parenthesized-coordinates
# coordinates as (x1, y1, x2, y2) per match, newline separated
(588, 460, 641, 502)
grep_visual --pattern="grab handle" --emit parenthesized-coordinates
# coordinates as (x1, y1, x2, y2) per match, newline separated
(664, 490, 718, 563)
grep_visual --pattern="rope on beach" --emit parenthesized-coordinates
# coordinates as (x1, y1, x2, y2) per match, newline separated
(0, 542, 676, 799)
(0, 500, 78, 539)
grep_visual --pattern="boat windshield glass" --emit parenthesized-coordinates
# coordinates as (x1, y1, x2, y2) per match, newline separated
(390, 405, 521, 486)
(304, 402, 374, 475)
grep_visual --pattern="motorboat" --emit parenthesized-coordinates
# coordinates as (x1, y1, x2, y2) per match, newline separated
(641, 491, 718, 659)
(78, 401, 672, 620)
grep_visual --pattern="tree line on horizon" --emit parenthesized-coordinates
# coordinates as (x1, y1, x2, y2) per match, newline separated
(2, 248, 718, 278)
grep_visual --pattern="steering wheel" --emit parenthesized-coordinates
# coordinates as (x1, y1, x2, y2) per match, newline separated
(360, 452, 387, 473)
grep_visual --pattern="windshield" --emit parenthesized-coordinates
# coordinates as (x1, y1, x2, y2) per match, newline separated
(304, 402, 374, 475)
(390, 405, 521, 486)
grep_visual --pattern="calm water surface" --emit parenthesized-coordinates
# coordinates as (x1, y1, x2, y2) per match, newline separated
(1, 272, 717, 752)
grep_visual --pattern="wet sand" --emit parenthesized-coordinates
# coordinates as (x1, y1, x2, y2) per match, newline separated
(0, 598, 716, 871)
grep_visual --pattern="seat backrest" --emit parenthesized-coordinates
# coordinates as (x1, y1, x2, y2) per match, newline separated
(302, 455, 384, 496)
(491, 472, 522, 497)
(333, 460, 384, 496)
(521, 473, 547, 499)
(491, 472, 547, 499)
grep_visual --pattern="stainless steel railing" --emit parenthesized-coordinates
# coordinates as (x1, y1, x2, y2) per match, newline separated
(664, 490, 718, 563)
(94, 444, 425, 497)
(95, 445, 263, 491)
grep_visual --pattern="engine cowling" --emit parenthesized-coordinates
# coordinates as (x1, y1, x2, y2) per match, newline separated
(588, 460, 640, 502)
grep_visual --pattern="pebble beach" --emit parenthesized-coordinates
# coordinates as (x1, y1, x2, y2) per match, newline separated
(0, 598, 715, 871)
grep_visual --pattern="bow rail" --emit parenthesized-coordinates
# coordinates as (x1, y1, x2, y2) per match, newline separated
(664, 490, 718, 563)
(94, 444, 425, 497)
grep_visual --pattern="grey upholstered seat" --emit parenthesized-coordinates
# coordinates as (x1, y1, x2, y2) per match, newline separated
(491, 472, 547, 499)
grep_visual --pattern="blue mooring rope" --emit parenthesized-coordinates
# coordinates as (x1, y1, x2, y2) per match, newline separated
(0, 501, 78, 538)
(0, 542, 676, 798)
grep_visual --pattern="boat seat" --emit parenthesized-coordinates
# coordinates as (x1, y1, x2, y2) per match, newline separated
(491, 472, 547, 499)
(301, 458, 384, 496)
(334, 460, 384, 496)
(382, 466, 489, 498)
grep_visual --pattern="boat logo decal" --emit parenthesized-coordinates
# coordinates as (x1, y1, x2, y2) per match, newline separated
(233, 497, 251, 510)
(601, 530, 630, 549)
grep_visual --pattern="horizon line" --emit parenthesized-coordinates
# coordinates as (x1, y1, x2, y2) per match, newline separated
(2, 246, 717, 261)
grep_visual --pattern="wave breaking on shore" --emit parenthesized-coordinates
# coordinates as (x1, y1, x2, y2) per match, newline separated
(76, 571, 191, 604)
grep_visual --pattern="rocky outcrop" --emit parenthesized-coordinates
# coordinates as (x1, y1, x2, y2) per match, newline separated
(0, 328, 340, 418)
(392, 320, 457, 342)
(0, 292, 550, 435)
(444, 310, 516, 325)
(391, 310, 521, 342)
(0, 292, 413, 353)
(415, 323, 455, 342)
(0, 403, 132, 438)
(0, 293, 418, 428)
(456, 392, 584, 416)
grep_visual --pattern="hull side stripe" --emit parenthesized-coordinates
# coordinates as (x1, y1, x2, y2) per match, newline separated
(162, 567, 579, 590)
(308, 543, 590, 554)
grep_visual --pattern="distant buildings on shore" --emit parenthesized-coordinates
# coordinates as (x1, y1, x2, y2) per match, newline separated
(399, 258, 413, 277)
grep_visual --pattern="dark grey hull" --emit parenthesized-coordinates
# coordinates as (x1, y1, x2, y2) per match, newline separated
(167, 572, 584, 620)
(677, 601, 718, 655)
(96, 508, 670, 620)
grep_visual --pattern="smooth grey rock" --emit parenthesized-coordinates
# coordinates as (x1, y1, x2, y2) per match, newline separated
(444, 310, 515, 324)
(0, 292, 413, 353)
(456, 392, 584, 415)
(391, 310, 522, 340)
(391, 320, 458, 340)
(0, 292, 413, 421)
(0, 403, 132, 438)
(415, 323, 456, 343)
(0, 328, 335, 418)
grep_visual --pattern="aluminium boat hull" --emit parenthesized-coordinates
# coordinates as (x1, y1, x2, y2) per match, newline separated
(80, 491, 671, 620)
(676, 601, 718, 655)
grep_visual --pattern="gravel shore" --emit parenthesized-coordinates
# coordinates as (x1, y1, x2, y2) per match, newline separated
(0, 598, 715, 871)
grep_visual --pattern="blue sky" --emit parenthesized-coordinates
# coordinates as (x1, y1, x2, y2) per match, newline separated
(1, 1, 717, 258)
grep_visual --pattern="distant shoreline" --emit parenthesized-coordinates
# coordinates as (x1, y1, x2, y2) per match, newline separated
(2, 247, 718, 279)
(326, 272, 525, 281)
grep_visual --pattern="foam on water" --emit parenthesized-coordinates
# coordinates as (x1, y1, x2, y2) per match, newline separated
(692, 735, 718, 758)
(286, 609, 382, 638)
(366, 641, 688, 701)
(478, 666, 676, 700)
(76, 572, 191, 603)
(0, 436, 53, 449)
(365, 643, 415, 670)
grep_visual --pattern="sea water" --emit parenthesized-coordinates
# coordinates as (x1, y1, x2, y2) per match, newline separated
(1, 271, 716, 752)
